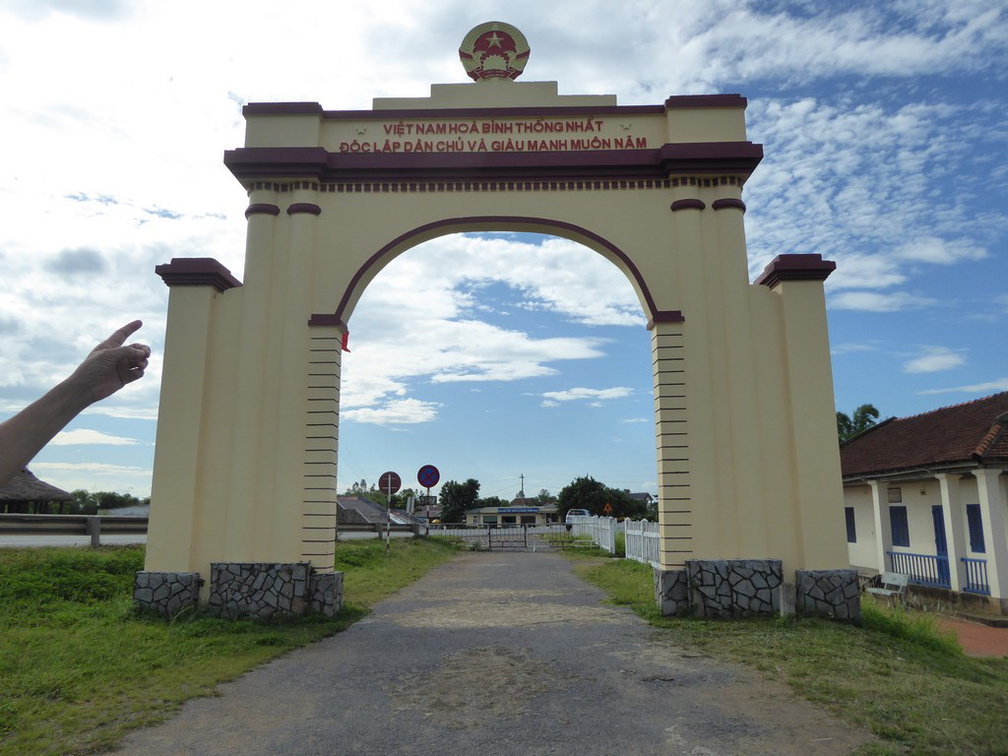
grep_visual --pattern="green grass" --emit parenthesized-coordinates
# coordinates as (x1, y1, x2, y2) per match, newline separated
(0, 537, 459, 756)
(573, 558, 1008, 756)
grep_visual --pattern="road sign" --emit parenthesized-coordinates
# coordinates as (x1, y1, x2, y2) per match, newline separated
(379, 471, 402, 496)
(603, 502, 613, 515)
(417, 464, 440, 488)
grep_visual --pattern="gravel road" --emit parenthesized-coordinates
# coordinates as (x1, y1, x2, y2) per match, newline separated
(112, 551, 873, 756)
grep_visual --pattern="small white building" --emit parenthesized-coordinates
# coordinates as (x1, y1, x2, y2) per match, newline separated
(840, 392, 1008, 613)
(465, 498, 559, 526)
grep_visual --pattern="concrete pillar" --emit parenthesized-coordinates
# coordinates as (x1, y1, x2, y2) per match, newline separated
(755, 256, 847, 569)
(936, 473, 967, 592)
(225, 198, 281, 561)
(710, 195, 769, 560)
(146, 259, 240, 572)
(869, 480, 893, 573)
(975, 469, 1008, 608)
(249, 196, 325, 564)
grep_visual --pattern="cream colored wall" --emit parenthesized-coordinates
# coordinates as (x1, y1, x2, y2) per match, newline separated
(146, 79, 849, 588)
(843, 486, 877, 569)
(847, 475, 999, 560)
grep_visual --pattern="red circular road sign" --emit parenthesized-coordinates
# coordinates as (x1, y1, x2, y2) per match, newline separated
(417, 464, 440, 488)
(379, 471, 402, 495)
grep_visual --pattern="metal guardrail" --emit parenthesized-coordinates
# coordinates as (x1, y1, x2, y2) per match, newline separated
(961, 557, 991, 595)
(338, 522, 419, 535)
(0, 513, 148, 546)
(886, 550, 950, 589)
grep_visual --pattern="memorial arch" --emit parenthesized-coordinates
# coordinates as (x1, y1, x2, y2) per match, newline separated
(138, 23, 855, 620)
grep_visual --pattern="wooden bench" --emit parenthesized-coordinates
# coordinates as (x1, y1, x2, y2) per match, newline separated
(866, 571, 909, 603)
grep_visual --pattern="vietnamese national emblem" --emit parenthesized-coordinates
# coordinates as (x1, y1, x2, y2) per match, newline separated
(459, 22, 530, 81)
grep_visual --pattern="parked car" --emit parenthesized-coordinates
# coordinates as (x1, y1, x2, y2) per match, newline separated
(565, 508, 590, 523)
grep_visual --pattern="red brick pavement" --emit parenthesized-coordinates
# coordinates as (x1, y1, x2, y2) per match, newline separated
(939, 617, 1008, 658)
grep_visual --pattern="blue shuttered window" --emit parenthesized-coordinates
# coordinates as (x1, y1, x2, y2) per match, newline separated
(966, 504, 986, 553)
(890, 505, 910, 547)
(845, 507, 857, 543)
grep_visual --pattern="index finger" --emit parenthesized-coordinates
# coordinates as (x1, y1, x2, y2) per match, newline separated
(106, 320, 143, 348)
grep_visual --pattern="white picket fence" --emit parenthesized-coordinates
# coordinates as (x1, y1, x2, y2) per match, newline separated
(567, 515, 617, 555)
(426, 518, 659, 565)
(624, 518, 661, 567)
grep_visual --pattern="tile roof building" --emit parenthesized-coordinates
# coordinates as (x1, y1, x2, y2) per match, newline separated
(0, 468, 74, 514)
(840, 393, 1008, 612)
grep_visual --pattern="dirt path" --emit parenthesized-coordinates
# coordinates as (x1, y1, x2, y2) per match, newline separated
(112, 551, 874, 755)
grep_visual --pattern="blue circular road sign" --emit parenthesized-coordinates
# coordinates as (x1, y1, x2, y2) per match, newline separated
(417, 464, 440, 488)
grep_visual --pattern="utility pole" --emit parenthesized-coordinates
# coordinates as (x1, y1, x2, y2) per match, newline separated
(519, 473, 525, 499)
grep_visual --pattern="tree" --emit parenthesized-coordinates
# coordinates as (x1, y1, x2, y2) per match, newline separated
(558, 476, 649, 520)
(475, 495, 509, 509)
(837, 403, 880, 442)
(535, 488, 556, 505)
(439, 478, 480, 523)
(558, 476, 608, 517)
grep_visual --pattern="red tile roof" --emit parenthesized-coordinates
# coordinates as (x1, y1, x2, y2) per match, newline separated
(840, 392, 1008, 478)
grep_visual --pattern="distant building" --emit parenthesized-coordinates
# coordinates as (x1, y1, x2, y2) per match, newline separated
(336, 495, 421, 526)
(0, 468, 73, 514)
(465, 496, 560, 526)
(840, 392, 1008, 612)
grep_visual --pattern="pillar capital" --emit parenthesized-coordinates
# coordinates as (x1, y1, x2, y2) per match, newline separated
(155, 258, 242, 292)
(755, 254, 836, 288)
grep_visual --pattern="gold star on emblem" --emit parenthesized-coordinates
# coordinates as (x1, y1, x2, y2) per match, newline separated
(486, 32, 503, 48)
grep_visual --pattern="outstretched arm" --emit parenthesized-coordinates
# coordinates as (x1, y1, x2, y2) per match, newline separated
(0, 321, 151, 485)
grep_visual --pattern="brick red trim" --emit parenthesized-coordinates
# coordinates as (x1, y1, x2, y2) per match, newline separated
(755, 254, 836, 287)
(318, 216, 659, 325)
(307, 313, 348, 329)
(712, 198, 746, 212)
(664, 94, 747, 109)
(647, 311, 686, 329)
(224, 142, 763, 184)
(287, 203, 322, 215)
(670, 199, 705, 212)
(155, 258, 242, 292)
(245, 203, 280, 218)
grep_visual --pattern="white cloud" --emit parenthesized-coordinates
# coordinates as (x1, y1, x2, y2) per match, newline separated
(340, 235, 637, 415)
(831, 342, 879, 356)
(902, 347, 966, 374)
(894, 237, 987, 265)
(1, 0, 1006, 496)
(541, 387, 634, 405)
(829, 291, 936, 312)
(919, 378, 1008, 395)
(342, 398, 441, 426)
(50, 428, 139, 446)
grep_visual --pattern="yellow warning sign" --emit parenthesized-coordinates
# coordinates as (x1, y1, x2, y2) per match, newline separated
(603, 502, 613, 515)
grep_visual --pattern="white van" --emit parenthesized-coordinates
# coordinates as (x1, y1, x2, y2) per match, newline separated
(564, 508, 590, 523)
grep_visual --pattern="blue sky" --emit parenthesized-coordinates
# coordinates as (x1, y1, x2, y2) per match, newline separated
(0, 0, 1005, 500)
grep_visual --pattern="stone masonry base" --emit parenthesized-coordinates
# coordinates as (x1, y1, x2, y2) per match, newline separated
(134, 563, 344, 620)
(796, 569, 861, 622)
(655, 561, 860, 623)
(133, 571, 202, 619)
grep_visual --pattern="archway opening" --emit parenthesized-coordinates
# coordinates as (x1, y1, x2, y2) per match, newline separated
(336, 231, 657, 518)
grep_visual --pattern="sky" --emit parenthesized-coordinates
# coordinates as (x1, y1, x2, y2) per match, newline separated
(0, 0, 1005, 501)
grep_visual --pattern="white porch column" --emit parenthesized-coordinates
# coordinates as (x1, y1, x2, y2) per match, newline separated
(975, 469, 1008, 606)
(869, 481, 892, 573)
(936, 473, 967, 592)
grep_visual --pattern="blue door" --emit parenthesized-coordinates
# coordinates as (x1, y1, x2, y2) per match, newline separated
(932, 505, 951, 587)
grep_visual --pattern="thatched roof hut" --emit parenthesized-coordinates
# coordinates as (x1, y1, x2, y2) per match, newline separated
(0, 468, 74, 514)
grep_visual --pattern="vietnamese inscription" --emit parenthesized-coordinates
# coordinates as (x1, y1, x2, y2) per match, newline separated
(339, 118, 648, 154)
